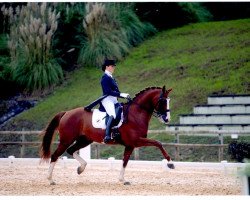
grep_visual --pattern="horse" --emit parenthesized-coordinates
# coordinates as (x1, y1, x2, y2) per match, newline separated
(40, 86, 174, 185)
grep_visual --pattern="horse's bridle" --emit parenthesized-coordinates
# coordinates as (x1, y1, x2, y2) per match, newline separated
(124, 91, 170, 124)
(153, 92, 171, 124)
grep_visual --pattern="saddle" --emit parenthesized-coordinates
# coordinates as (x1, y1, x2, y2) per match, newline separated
(84, 97, 125, 142)
(92, 103, 123, 129)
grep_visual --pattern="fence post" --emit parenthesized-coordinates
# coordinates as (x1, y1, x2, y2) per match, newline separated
(20, 133, 25, 158)
(175, 133, 180, 161)
(134, 148, 139, 160)
(218, 133, 224, 161)
(95, 143, 100, 159)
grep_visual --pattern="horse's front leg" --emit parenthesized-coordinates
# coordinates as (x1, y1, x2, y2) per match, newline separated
(119, 146, 134, 185)
(136, 137, 175, 169)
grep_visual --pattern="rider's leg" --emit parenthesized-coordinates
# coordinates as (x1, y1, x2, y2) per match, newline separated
(101, 98, 116, 143)
(104, 115, 114, 143)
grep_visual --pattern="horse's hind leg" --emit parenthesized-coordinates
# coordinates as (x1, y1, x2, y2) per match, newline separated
(48, 162, 56, 185)
(48, 143, 71, 185)
(66, 135, 93, 174)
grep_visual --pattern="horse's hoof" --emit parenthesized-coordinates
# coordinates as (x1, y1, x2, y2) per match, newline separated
(77, 166, 84, 175)
(167, 163, 175, 169)
(124, 181, 131, 185)
(77, 165, 86, 175)
(50, 181, 56, 185)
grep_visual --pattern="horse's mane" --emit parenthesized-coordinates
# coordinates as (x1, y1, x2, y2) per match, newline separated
(132, 86, 162, 101)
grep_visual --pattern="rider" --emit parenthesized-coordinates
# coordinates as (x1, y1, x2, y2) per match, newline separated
(100, 59, 130, 143)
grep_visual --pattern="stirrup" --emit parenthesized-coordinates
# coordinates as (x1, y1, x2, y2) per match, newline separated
(103, 136, 112, 143)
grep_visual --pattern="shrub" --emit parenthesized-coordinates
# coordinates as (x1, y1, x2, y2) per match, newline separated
(0, 34, 11, 85)
(78, 3, 129, 68)
(228, 141, 250, 163)
(1, 3, 63, 93)
(51, 3, 86, 71)
(178, 2, 213, 22)
(78, 3, 156, 68)
(116, 3, 157, 46)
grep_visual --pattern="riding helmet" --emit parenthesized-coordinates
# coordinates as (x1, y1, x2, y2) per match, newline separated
(102, 59, 116, 71)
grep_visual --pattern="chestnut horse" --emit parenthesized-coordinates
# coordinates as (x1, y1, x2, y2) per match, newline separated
(40, 86, 174, 185)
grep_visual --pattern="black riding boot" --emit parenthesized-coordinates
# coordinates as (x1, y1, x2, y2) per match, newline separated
(104, 115, 114, 143)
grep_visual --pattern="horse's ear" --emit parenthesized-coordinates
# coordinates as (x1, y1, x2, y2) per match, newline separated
(167, 88, 172, 94)
(162, 85, 166, 93)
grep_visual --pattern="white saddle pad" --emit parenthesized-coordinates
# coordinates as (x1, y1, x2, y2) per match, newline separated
(92, 109, 123, 129)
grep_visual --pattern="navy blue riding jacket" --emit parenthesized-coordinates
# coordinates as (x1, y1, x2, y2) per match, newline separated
(101, 73, 120, 97)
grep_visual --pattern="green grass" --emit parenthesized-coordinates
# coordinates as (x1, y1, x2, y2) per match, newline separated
(2, 19, 250, 132)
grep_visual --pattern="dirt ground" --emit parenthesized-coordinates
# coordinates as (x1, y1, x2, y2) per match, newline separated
(0, 159, 242, 196)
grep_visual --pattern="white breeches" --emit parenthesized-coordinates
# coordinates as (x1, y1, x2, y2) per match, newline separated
(101, 96, 118, 119)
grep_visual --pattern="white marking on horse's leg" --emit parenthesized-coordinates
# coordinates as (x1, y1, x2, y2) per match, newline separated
(119, 166, 130, 185)
(73, 152, 87, 174)
(48, 162, 56, 185)
(119, 166, 125, 182)
(73, 152, 87, 166)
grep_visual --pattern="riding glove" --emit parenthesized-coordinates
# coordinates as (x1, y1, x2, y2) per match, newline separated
(120, 93, 130, 99)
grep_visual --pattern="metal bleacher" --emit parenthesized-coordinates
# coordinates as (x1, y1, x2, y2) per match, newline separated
(166, 95, 250, 132)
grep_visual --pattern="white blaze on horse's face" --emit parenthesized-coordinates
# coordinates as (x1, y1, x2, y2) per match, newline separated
(166, 97, 171, 123)
(158, 97, 171, 124)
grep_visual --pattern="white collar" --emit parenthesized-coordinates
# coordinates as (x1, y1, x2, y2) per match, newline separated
(105, 70, 113, 77)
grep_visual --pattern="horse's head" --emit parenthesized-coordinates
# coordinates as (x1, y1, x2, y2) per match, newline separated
(129, 86, 172, 125)
(154, 86, 172, 124)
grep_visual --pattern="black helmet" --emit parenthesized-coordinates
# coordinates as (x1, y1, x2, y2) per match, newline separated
(102, 59, 116, 71)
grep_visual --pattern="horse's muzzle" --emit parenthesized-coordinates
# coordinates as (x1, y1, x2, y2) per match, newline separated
(158, 114, 170, 124)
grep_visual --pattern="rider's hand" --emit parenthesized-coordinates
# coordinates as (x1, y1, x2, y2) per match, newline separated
(120, 93, 130, 99)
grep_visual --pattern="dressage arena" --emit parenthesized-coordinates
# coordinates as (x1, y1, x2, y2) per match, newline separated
(0, 158, 243, 196)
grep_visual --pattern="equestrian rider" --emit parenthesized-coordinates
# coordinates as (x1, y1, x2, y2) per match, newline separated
(100, 59, 130, 143)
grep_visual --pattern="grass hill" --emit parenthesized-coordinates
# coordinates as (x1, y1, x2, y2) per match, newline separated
(2, 19, 250, 131)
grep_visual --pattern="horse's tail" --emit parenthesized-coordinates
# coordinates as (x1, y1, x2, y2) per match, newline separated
(40, 111, 66, 161)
